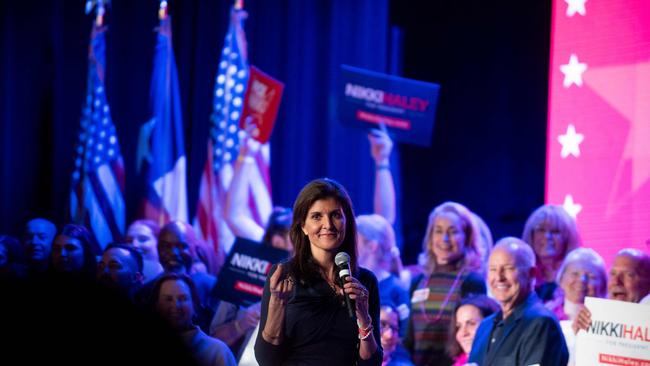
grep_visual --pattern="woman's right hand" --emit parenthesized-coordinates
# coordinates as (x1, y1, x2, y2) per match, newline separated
(268, 264, 294, 307)
(262, 264, 293, 345)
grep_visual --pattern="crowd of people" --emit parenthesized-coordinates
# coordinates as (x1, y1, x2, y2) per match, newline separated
(2, 130, 649, 366)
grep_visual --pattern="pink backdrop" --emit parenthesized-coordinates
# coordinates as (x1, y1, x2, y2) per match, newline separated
(547, 0, 650, 265)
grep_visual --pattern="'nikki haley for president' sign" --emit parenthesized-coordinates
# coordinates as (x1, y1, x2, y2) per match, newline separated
(338, 65, 440, 147)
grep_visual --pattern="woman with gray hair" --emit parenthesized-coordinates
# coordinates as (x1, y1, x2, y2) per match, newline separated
(549, 247, 607, 366)
(547, 247, 607, 321)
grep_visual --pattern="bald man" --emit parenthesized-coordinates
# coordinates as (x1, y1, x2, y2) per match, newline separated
(23, 218, 56, 274)
(469, 237, 568, 366)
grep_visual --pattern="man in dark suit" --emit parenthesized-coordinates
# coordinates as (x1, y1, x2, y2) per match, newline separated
(469, 237, 568, 366)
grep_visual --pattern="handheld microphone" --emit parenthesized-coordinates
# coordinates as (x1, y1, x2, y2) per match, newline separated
(334, 252, 355, 319)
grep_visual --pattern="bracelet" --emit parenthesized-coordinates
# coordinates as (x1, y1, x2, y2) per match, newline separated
(357, 318, 372, 331)
(358, 324, 374, 340)
(375, 163, 390, 171)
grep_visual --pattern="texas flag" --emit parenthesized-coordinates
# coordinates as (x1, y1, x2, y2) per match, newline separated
(138, 14, 188, 225)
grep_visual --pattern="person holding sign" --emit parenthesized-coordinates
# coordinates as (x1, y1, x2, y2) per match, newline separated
(572, 248, 650, 333)
(468, 237, 568, 366)
(254, 178, 382, 365)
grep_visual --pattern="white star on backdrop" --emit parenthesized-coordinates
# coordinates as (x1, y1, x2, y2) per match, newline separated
(558, 124, 584, 158)
(560, 54, 588, 88)
(565, 0, 587, 17)
(563, 194, 583, 219)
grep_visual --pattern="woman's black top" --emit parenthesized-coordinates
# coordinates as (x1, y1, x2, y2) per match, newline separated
(255, 264, 383, 366)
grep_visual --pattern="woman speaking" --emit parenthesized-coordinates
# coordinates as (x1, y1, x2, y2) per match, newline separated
(255, 178, 382, 365)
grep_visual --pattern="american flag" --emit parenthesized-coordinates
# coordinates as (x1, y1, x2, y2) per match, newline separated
(195, 5, 272, 255)
(139, 14, 188, 225)
(70, 24, 125, 251)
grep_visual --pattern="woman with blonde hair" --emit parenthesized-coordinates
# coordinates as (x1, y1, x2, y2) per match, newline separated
(522, 204, 581, 301)
(404, 202, 486, 366)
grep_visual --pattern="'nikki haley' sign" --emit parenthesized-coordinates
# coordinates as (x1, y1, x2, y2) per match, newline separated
(338, 65, 440, 147)
(215, 237, 290, 307)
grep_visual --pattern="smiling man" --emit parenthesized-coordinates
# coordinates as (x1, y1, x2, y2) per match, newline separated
(469, 237, 568, 366)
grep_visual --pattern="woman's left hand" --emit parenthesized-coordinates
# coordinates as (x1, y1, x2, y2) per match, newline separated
(344, 276, 371, 327)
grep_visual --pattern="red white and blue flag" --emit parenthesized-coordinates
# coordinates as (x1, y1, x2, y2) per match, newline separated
(194, 5, 272, 255)
(139, 14, 188, 225)
(70, 23, 125, 250)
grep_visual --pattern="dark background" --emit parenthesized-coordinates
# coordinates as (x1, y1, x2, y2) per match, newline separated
(0, 0, 551, 265)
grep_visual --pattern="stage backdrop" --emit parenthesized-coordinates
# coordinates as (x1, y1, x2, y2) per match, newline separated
(547, 0, 650, 264)
(0, 0, 394, 240)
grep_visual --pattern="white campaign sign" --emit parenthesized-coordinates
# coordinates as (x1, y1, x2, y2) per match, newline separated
(575, 297, 650, 366)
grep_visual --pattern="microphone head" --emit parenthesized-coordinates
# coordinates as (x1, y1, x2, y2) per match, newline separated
(335, 252, 350, 267)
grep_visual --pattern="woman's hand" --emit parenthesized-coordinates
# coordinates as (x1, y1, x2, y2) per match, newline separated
(269, 264, 294, 306)
(262, 264, 293, 345)
(344, 276, 371, 327)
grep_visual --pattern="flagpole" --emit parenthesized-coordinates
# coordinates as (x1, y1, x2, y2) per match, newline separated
(159, 0, 168, 20)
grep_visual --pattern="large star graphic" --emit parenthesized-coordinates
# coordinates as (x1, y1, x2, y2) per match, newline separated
(565, 0, 587, 17)
(558, 124, 584, 158)
(585, 61, 650, 193)
(560, 54, 588, 88)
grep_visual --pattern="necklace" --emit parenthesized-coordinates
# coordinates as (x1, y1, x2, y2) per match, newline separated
(418, 266, 466, 323)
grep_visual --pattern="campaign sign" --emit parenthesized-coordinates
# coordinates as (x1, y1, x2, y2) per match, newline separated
(575, 297, 650, 366)
(338, 65, 440, 147)
(240, 65, 285, 143)
(215, 237, 289, 307)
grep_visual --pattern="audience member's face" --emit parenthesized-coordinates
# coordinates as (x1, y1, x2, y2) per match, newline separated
(560, 261, 603, 303)
(158, 226, 193, 273)
(126, 223, 158, 261)
(97, 248, 140, 290)
(531, 219, 564, 261)
(488, 248, 530, 310)
(356, 233, 375, 268)
(301, 198, 346, 255)
(379, 308, 400, 355)
(431, 212, 466, 266)
(608, 255, 647, 303)
(156, 279, 194, 331)
(455, 304, 484, 355)
(0, 244, 8, 268)
(52, 235, 85, 273)
(24, 220, 56, 262)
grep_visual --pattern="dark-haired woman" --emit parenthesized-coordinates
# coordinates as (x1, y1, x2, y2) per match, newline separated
(254, 178, 382, 366)
(51, 223, 99, 279)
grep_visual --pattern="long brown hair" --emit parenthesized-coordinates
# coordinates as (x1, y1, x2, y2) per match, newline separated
(288, 178, 358, 285)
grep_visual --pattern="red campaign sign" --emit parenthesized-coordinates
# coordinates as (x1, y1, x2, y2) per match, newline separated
(240, 65, 284, 143)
